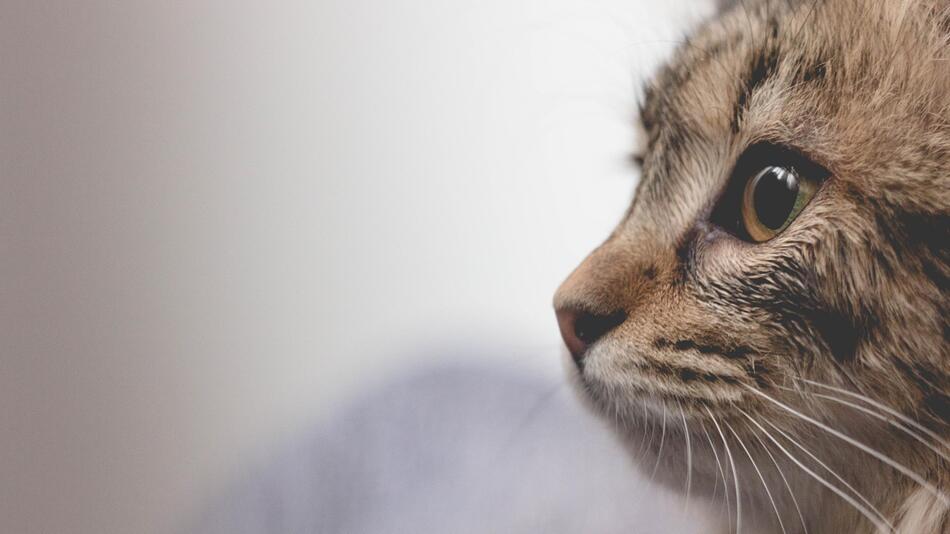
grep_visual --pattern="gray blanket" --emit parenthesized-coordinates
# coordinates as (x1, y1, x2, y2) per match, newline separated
(189, 363, 710, 533)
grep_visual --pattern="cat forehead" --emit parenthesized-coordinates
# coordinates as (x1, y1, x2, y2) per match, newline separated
(641, 2, 841, 146)
(644, 0, 950, 134)
(635, 0, 950, 221)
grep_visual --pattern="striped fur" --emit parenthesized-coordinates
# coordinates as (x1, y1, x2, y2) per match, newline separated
(555, 1, 950, 532)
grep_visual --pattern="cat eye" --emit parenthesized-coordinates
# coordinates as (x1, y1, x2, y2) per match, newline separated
(741, 165, 817, 242)
(710, 143, 827, 242)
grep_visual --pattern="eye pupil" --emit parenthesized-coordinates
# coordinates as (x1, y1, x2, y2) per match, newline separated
(752, 167, 799, 230)
(724, 144, 825, 242)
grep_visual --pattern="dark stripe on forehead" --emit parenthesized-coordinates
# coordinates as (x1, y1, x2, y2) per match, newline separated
(731, 39, 781, 132)
(639, 24, 743, 135)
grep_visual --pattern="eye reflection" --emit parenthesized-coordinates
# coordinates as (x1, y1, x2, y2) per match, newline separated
(741, 165, 817, 242)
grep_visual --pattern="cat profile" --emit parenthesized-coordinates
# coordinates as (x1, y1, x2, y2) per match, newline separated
(554, 1, 949, 532)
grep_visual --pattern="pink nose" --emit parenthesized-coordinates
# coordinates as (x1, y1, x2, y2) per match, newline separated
(555, 307, 627, 365)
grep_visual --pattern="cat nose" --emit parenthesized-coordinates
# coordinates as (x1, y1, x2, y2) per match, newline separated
(555, 307, 627, 364)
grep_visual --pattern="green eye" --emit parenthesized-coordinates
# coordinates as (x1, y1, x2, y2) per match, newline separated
(711, 143, 828, 242)
(741, 165, 817, 242)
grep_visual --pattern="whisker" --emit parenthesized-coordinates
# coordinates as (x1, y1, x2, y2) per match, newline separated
(640, 401, 659, 465)
(701, 420, 731, 529)
(794, 377, 950, 448)
(745, 420, 809, 534)
(739, 408, 893, 533)
(707, 407, 742, 534)
(610, 395, 620, 432)
(637, 403, 651, 459)
(742, 384, 950, 506)
(650, 405, 668, 484)
(679, 403, 692, 515)
(763, 419, 894, 532)
(725, 420, 788, 534)
(785, 386, 950, 463)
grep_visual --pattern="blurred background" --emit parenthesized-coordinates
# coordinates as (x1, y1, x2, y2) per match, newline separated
(0, 1, 714, 533)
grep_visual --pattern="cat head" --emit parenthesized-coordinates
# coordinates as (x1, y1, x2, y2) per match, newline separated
(554, 0, 949, 529)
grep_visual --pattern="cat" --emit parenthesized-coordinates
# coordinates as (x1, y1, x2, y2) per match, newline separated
(553, 1, 949, 533)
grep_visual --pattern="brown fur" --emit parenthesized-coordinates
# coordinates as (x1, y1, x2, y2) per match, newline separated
(554, 1, 950, 532)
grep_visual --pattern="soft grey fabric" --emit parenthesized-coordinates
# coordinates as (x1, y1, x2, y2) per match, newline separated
(188, 361, 708, 534)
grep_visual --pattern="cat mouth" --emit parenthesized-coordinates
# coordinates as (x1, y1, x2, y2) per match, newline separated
(574, 341, 751, 417)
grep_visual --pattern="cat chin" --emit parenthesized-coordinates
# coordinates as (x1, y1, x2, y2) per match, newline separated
(570, 344, 673, 415)
(615, 416, 729, 506)
(571, 357, 733, 477)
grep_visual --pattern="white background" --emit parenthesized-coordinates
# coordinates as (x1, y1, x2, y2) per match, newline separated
(0, 1, 711, 533)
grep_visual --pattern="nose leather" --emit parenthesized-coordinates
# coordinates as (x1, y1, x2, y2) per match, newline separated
(555, 307, 627, 365)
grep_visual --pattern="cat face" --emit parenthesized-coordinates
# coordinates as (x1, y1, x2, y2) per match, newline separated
(554, 0, 948, 530)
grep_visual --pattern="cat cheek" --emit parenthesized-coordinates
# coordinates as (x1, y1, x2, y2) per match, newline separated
(690, 231, 752, 277)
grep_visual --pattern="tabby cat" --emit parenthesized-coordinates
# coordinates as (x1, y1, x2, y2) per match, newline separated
(553, 0, 950, 532)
